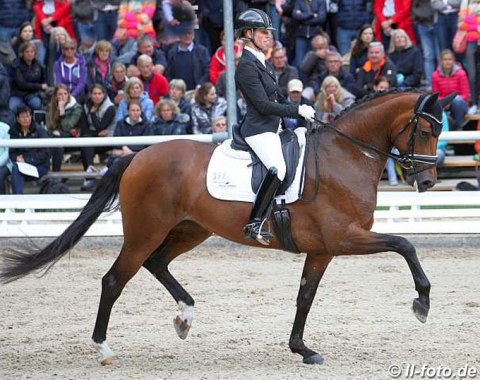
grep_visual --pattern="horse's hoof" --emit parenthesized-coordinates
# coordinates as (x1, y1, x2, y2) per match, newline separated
(100, 355, 116, 366)
(412, 298, 429, 323)
(92, 340, 116, 365)
(303, 354, 324, 365)
(173, 315, 191, 340)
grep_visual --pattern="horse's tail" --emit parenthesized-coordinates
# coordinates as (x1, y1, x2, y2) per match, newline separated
(0, 154, 136, 284)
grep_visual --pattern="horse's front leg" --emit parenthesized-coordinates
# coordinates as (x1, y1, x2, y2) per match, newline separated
(338, 228, 430, 323)
(289, 254, 333, 365)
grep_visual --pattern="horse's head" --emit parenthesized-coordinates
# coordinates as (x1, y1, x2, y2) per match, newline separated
(392, 92, 456, 192)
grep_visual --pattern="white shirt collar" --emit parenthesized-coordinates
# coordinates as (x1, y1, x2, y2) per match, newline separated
(245, 45, 266, 67)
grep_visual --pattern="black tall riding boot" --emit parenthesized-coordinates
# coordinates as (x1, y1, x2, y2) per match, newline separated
(243, 167, 282, 245)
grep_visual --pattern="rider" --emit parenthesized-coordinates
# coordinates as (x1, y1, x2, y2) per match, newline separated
(234, 9, 316, 245)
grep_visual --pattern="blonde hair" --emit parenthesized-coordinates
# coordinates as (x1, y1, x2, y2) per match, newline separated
(95, 40, 113, 55)
(124, 77, 145, 101)
(169, 79, 187, 94)
(388, 29, 413, 54)
(155, 98, 180, 117)
(315, 76, 344, 112)
(47, 84, 71, 131)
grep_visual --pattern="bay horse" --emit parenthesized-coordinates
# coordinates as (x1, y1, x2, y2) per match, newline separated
(1, 90, 454, 366)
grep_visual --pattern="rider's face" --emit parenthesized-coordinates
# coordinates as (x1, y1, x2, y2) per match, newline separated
(252, 28, 272, 51)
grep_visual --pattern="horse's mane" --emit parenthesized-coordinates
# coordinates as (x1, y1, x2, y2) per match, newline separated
(333, 88, 425, 122)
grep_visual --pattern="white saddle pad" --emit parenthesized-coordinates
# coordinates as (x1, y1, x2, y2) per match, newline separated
(206, 137, 306, 204)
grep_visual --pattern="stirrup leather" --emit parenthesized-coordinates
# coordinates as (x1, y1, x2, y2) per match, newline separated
(243, 218, 272, 246)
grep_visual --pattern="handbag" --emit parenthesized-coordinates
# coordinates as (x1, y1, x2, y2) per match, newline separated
(453, 29, 468, 54)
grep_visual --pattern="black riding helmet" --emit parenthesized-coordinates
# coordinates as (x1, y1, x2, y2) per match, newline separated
(235, 8, 275, 39)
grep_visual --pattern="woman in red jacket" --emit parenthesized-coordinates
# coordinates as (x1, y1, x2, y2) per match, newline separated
(373, 0, 416, 48)
(432, 49, 470, 131)
(33, 0, 76, 46)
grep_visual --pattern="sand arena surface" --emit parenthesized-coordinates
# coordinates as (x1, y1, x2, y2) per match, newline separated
(0, 236, 479, 379)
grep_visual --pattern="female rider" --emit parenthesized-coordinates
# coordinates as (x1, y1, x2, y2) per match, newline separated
(234, 8, 316, 245)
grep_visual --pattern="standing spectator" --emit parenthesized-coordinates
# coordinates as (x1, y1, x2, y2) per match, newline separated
(9, 105, 51, 194)
(388, 29, 423, 88)
(47, 84, 82, 171)
(33, 0, 76, 46)
(314, 75, 355, 122)
(111, 27, 138, 65)
(300, 34, 329, 96)
(9, 41, 48, 113)
(458, 0, 480, 114)
(151, 98, 189, 135)
(432, 0, 461, 52)
(165, 28, 210, 91)
(349, 24, 375, 75)
(411, 0, 438, 89)
(291, 0, 328, 68)
(283, 79, 312, 130)
(432, 49, 469, 131)
(71, 0, 98, 52)
(116, 77, 154, 122)
(198, 0, 224, 54)
(315, 50, 356, 97)
(209, 37, 243, 85)
(136, 54, 169, 105)
(270, 46, 299, 97)
(335, 0, 373, 56)
(191, 82, 227, 134)
(161, 0, 197, 44)
(0, 0, 32, 43)
(79, 84, 116, 190)
(53, 40, 88, 104)
(109, 99, 152, 166)
(0, 62, 12, 126)
(0, 121, 12, 194)
(106, 61, 128, 105)
(116, 0, 156, 40)
(128, 35, 168, 77)
(95, 1, 120, 42)
(354, 41, 397, 97)
(373, 0, 416, 48)
(86, 40, 114, 91)
(11, 22, 46, 66)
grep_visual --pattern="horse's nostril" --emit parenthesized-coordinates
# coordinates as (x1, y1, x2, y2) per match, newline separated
(423, 180, 434, 188)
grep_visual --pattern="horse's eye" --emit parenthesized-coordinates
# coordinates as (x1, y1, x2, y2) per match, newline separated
(419, 130, 430, 138)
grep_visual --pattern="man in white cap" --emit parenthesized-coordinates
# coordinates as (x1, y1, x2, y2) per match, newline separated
(284, 79, 313, 130)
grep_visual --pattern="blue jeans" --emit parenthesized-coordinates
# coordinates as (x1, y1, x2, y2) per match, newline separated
(0, 24, 16, 42)
(448, 95, 469, 130)
(77, 22, 97, 48)
(294, 36, 312, 68)
(465, 42, 478, 106)
(0, 165, 10, 194)
(417, 24, 439, 88)
(336, 27, 358, 56)
(10, 162, 49, 194)
(267, 4, 282, 42)
(435, 13, 458, 52)
(95, 10, 118, 41)
(9, 95, 42, 113)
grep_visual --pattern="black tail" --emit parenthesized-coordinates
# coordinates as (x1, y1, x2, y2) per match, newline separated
(0, 154, 136, 284)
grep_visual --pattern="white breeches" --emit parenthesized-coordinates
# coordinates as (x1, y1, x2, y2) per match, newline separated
(245, 132, 286, 181)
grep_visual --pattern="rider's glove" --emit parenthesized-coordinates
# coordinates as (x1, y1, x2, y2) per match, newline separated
(298, 104, 316, 122)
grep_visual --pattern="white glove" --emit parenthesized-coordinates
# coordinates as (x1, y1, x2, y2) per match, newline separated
(298, 104, 316, 122)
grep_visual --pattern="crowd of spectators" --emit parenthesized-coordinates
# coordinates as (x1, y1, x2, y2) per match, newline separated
(0, 0, 478, 194)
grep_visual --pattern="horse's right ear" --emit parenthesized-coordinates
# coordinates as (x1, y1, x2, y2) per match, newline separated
(438, 92, 457, 109)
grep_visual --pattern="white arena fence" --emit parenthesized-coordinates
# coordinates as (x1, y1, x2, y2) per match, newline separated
(0, 132, 479, 237)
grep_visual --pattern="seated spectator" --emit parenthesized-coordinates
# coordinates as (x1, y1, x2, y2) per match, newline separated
(151, 98, 189, 135)
(86, 40, 114, 91)
(136, 54, 169, 105)
(109, 99, 153, 166)
(46, 27, 73, 86)
(432, 49, 470, 131)
(79, 84, 116, 191)
(0, 121, 11, 194)
(47, 84, 82, 171)
(8, 105, 51, 194)
(191, 82, 227, 134)
(165, 78, 191, 125)
(53, 40, 87, 104)
(210, 34, 243, 85)
(11, 21, 46, 66)
(315, 51, 357, 99)
(0, 62, 12, 126)
(33, 0, 76, 47)
(314, 76, 355, 123)
(116, 0, 156, 41)
(388, 29, 423, 88)
(300, 34, 329, 97)
(165, 28, 210, 91)
(373, 75, 390, 92)
(0, 0, 31, 44)
(211, 115, 227, 133)
(270, 46, 299, 97)
(106, 61, 128, 106)
(283, 79, 312, 130)
(9, 41, 48, 113)
(354, 41, 397, 98)
(128, 35, 167, 77)
(116, 77, 154, 122)
(349, 24, 375, 76)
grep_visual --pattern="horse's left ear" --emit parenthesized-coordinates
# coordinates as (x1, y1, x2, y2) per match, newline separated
(415, 93, 438, 114)
(438, 92, 457, 109)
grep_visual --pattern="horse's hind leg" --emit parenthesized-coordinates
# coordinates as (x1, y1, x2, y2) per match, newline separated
(143, 221, 211, 340)
(337, 228, 431, 323)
